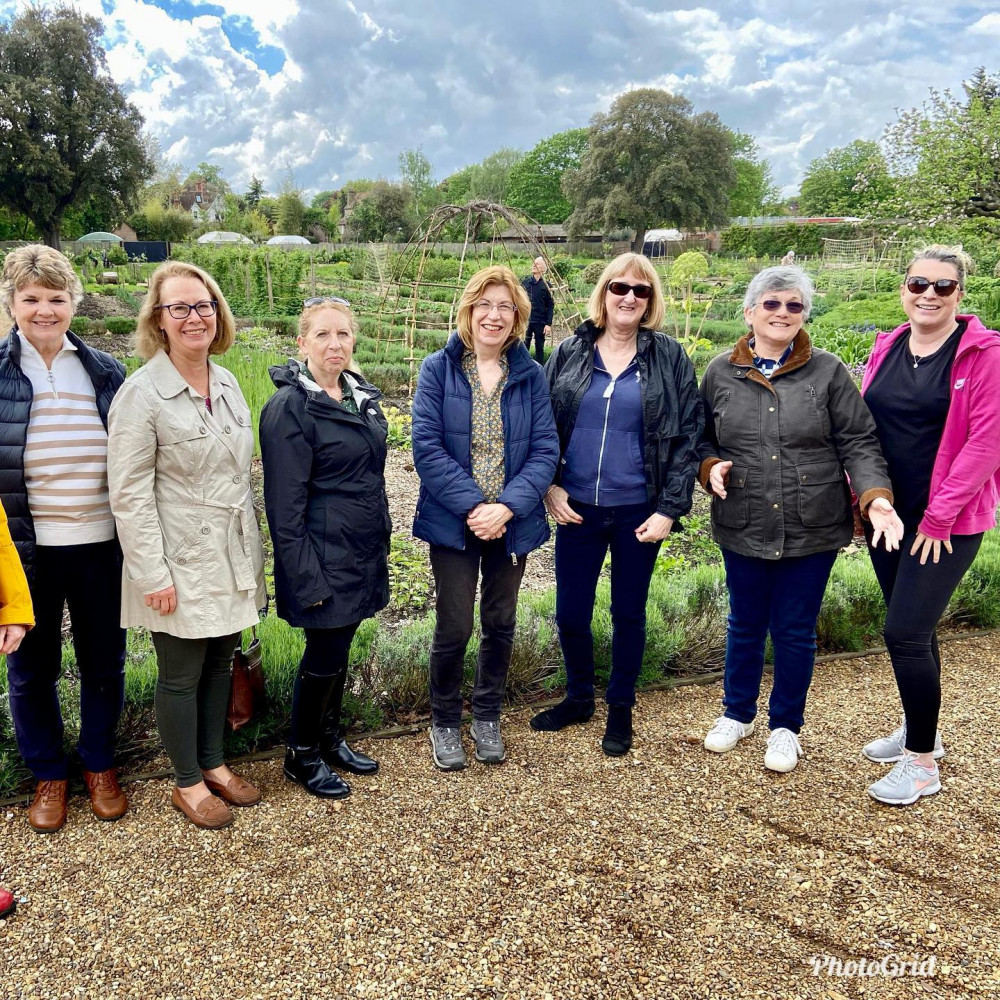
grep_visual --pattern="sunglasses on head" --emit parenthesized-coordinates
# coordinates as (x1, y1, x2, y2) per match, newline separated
(607, 280, 653, 299)
(759, 299, 805, 314)
(904, 277, 961, 297)
(304, 295, 351, 308)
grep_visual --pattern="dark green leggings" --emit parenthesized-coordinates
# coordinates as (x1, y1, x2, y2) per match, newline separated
(151, 631, 241, 787)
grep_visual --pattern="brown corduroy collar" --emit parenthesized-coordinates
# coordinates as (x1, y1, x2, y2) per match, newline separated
(728, 330, 813, 384)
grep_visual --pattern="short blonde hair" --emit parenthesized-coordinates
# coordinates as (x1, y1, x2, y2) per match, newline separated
(134, 261, 236, 360)
(587, 252, 665, 331)
(0, 245, 83, 314)
(905, 244, 973, 289)
(298, 300, 361, 373)
(456, 265, 530, 351)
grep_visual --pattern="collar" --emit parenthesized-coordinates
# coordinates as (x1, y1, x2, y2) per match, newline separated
(729, 330, 812, 379)
(145, 347, 233, 400)
(15, 329, 77, 360)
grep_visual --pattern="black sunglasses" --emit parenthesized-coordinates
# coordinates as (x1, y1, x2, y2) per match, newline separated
(904, 277, 961, 297)
(304, 295, 351, 307)
(760, 299, 805, 314)
(607, 280, 653, 300)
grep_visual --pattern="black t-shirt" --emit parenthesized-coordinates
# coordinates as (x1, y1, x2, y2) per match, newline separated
(864, 322, 965, 529)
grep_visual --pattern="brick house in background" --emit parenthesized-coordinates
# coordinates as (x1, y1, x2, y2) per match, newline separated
(171, 180, 225, 223)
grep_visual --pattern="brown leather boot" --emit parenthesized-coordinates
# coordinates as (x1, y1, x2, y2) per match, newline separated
(28, 779, 68, 833)
(83, 769, 128, 821)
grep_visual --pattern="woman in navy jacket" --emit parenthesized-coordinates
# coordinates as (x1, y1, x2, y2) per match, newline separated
(412, 265, 559, 771)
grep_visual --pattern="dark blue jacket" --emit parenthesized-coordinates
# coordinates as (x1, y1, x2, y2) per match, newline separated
(0, 328, 125, 579)
(411, 334, 559, 557)
(521, 275, 554, 327)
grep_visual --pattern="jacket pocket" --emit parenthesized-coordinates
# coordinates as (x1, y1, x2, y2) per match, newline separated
(797, 460, 848, 527)
(713, 465, 750, 529)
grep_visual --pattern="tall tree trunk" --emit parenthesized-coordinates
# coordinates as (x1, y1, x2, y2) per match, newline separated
(43, 224, 61, 249)
(631, 226, 648, 254)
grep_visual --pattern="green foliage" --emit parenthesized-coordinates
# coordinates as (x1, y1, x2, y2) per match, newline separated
(506, 128, 588, 223)
(720, 222, 885, 257)
(387, 536, 432, 613)
(798, 140, 895, 217)
(346, 181, 416, 242)
(383, 405, 412, 449)
(809, 294, 903, 333)
(105, 317, 137, 335)
(728, 131, 782, 217)
(810, 327, 878, 367)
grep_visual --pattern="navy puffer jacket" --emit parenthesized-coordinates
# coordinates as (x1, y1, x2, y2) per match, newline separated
(411, 334, 559, 557)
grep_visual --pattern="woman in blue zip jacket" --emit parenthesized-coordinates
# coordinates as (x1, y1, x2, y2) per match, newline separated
(531, 252, 703, 756)
(412, 265, 559, 771)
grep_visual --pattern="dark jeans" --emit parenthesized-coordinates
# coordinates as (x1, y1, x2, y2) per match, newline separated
(524, 324, 546, 364)
(866, 527, 983, 753)
(555, 501, 662, 708)
(720, 547, 838, 734)
(151, 631, 241, 787)
(7, 540, 126, 780)
(289, 623, 360, 743)
(428, 531, 526, 726)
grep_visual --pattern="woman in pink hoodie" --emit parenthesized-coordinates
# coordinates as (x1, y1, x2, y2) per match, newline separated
(860, 245, 1000, 806)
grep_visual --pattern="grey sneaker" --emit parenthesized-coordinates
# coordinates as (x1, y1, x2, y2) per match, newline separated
(862, 720, 945, 763)
(429, 726, 467, 771)
(868, 753, 941, 805)
(470, 719, 506, 764)
(704, 715, 755, 753)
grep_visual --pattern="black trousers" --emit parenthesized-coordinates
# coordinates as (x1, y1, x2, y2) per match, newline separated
(524, 323, 546, 363)
(866, 527, 982, 753)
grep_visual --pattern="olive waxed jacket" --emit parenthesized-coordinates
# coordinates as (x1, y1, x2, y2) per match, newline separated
(698, 332, 892, 560)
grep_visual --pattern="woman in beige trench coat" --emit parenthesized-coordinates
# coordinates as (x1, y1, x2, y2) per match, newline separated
(108, 261, 266, 830)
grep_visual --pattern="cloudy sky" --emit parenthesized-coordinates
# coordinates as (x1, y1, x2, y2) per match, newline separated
(5, 0, 1000, 199)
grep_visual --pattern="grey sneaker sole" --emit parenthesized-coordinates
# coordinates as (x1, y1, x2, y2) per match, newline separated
(868, 777, 941, 806)
(862, 745, 946, 764)
(473, 746, 506, 765)
(429, 731, 467, 771)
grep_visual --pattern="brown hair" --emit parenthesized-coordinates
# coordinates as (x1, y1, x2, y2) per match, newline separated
(0, 245, 83, 314)
(456, 265, 530, 351)
(586, 252, 665, 330)
(134, 261, 236, 360)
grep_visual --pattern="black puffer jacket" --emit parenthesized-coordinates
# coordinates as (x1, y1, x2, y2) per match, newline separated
(0, 328, 125, 579)
(545, 321, 703, 522)
(259, 360, 391, 628)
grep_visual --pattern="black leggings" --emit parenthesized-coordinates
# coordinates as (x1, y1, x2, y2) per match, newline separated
(866, 528, 982, 752)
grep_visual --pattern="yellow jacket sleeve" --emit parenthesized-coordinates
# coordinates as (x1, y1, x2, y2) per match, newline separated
(0, 499, 34, 628)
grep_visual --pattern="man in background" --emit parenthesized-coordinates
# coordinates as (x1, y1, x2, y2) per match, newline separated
(521, 256, 554, 364)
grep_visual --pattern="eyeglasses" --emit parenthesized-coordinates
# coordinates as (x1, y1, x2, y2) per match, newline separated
(156, 300, 218, 320)
(304, 296, 351, 307)
(473, 300, 516, 315)
(607, 280, 653, 300)
(760, 299, 805, 314)
(904, 277, 961, 297)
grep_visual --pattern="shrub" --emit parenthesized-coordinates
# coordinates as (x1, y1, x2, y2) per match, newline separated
(105, 317, 137, 335)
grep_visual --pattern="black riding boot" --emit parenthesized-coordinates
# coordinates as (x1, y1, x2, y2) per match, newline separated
(319, 668, 379, 775)
(284, 669, 351, 799)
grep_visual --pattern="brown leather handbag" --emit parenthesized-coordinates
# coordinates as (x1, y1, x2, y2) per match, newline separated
(227, 627, 264, 731)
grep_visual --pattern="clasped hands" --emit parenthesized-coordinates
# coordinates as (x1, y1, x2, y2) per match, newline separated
(467, 502, 513, 540)
(544, 485, 673, 542)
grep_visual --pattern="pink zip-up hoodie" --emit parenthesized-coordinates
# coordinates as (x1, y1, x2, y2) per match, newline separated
(861, 314, 1000, 540)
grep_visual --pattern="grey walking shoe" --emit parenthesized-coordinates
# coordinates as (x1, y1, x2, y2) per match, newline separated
(862, 720, 945, 763)
(429, 726, 467, 771)
(470, 719, 506, 764)
(868, 753, 941, 805)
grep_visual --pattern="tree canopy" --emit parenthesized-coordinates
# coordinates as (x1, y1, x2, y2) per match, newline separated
(798, 140, 894, 217)
(0, 5, 153, 246)
(346, 181, 416, 242)
(563, 89, 736, 251)
(506, 128, 588, 223)
(728, 132, 782, 218)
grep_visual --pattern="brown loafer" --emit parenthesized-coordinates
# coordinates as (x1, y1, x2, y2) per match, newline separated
(83, 768, 128, 821)
(28, 779, 68, 833)
(171, 786, 234, 829)
(202, 771, 261, 807)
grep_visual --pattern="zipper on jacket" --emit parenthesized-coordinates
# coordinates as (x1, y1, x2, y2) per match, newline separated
(47, 369, 58, 400)
(593, 370, 621, 504)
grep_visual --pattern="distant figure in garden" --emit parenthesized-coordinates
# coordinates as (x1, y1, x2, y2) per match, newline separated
(108, 261, 266, 830)
(780, 250, 796, 267)
(521, 256, 554, 364)
(413, 265, 559, 770)
(532, 252, 703, 756)
(860, 245, 1000, 806)
(259, 296, 390, 799)
(0, 245, 128, 834)
(699, 265, 902, 773)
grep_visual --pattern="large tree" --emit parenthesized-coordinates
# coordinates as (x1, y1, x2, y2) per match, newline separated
(798, 140, 894, 217)
(563, 89, 736, 251)
(728, 132, 782, 218)
(0, 5, 153, 247)
(507, 128, 588, 223)
(346, 181, 416, 242)
(398, 146, 440, 218)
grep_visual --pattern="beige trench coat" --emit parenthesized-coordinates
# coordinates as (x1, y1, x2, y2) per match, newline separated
(107, 349, 266, 638)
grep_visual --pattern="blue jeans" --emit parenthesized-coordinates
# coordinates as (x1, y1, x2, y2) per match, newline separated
(720, 547, 837, 734)
(555, 501, 662, 708)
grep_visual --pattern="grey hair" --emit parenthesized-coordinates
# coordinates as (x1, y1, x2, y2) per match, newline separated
(743, 266, 814, 320)
(905, 244, 973, 289)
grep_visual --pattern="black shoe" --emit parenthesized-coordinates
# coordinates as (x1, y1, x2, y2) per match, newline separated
(322, 736, 379, 775)
(602, 705, 633, 756)
(283, 747, 352, 799)
(530, 698, 596, 732)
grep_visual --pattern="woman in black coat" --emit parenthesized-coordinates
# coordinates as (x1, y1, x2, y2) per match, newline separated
(259, 297, 390, 799)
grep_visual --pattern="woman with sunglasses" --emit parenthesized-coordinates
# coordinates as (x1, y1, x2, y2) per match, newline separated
(259, 296, 389, 798)
(108, 262, 266, 829)
(860, 245, 1000, 805)
(531, 252, 703, 756)
(699, 265, 901, 773)
(413, 265, 559, 770)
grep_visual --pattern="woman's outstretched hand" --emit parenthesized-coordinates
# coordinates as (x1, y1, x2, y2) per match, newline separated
(910, 531, 953, 565)
(867, 498, 904, 552)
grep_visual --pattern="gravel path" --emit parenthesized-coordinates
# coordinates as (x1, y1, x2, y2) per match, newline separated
(4, 635, 999, 998)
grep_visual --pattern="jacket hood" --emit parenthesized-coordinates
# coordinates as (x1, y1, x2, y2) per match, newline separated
(443, 330, 540, 382)
(269, 357, 382, 407)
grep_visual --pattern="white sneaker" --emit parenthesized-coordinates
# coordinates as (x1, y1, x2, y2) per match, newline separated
(704, 715, 755, 753)
(862, 719, 945, 764)
(764, 728, 802, 773)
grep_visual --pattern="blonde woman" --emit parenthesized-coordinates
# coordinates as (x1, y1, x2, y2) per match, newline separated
(108, 262, 266, 829)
